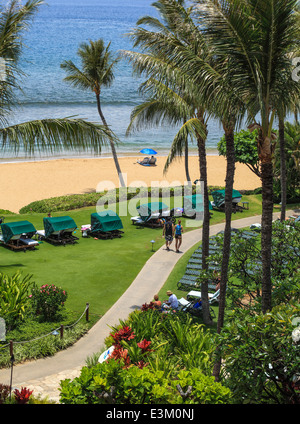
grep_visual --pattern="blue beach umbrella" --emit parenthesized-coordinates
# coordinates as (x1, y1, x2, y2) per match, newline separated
(139, 148, 157, 155)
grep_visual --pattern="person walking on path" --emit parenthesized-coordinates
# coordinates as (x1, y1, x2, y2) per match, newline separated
(163, 217, 174, 251)
(174, 219, 183, 253)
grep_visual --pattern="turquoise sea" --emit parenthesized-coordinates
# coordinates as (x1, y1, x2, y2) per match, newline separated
(4, 0, 286, 162)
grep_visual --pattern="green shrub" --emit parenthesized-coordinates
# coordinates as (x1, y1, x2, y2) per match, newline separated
(0, 209, 16, 215)
(59, 361, 232, 404)
(0, 323, 88, 368)
(19, 186, 263, 213)
(0, 272, 35, 330)
(216, 303, 300, 404)
(30, 284, 68, 321)
(60, 313, 225, 404)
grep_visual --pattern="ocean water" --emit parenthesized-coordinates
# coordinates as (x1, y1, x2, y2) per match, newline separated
(4, 0, 232, 161)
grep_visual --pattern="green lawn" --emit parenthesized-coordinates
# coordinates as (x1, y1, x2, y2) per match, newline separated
(0, 194, 294, 321)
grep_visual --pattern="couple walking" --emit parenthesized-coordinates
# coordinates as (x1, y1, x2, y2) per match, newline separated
(162, 217, 183, 253)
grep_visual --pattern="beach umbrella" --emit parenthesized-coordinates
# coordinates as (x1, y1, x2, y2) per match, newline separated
(139, 148, 157, 155)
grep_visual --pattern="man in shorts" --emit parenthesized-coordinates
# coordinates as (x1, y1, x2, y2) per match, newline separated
(163, 217, 174, 251)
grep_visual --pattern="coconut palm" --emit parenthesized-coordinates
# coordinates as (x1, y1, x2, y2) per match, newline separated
(123, 0, 214, 324)
(193, 0, 300, 315)
(0, 1, 112, 160)
(61, 39, 126, 187)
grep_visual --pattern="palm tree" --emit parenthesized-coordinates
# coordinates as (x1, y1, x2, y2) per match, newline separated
(0, 1, 112, 159)
(193, 0, 300, 315)
(61, 39, 126, 187)
(123, 0, 214, 324)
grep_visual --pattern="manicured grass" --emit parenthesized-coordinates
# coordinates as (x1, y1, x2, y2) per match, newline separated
(0, 194, 295, 323)
(0, 205, 166, 317)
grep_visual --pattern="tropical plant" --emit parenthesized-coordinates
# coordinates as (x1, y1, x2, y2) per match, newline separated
(61, 39, 125, 187)
(0, 271, 34, 329)
(218, 129, 260, 177)
(216, 304, 300, 404)
(13, 387, 33, 404)
(30, 283, 68, 321)
(59, 359, 232, 404)
(0, 1, 113, 162)
(59, 311, 230, 404)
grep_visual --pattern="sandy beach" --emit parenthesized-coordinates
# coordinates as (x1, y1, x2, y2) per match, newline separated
(0, 155, 261, 213)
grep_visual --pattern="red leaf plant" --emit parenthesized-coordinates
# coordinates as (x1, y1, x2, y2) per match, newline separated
(141, 302, 155, 311)
(110, 325, 135, 346)
(135, 360, 149, 369)
(137, 339, 152, 354)
(13, 387, 33, 404)
(107, 347, 131, 368)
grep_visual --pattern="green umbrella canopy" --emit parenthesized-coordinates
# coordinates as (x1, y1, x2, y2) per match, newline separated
(43, 216, 77, 238)
(211, 189, 242, 208)
(91, 210, 123, 233)
(1, 220, 36, 244)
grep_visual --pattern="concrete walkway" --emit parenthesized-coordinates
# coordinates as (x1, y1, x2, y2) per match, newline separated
(0, 210, 295, 402)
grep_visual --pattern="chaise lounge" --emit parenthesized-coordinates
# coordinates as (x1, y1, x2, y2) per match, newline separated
(81, 210, 124, 240)
(0, 220, 39, 251)
(37, 216, 78, 245)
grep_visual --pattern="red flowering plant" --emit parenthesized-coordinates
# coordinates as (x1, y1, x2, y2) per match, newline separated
(30, 283, 68, 321)
(13, 387, 33, 404)
(141, 302, 155, 311)
(107, 325, 153, 369)
(135, 360, 149, 369)
(137, 339, 152, 354)
(110, 325, 135, 347)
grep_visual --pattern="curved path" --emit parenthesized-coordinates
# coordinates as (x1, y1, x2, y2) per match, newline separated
(0, 210, 295, 402)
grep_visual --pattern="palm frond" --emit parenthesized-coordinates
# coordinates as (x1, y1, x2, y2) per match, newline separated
(0, 117, 113, 155)
(163, 117, 208, 174)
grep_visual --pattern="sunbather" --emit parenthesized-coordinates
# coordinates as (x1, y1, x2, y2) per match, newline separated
(137, 156, 150, 165)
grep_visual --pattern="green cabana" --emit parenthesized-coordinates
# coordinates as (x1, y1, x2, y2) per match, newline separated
(1, 221, 36, 244)
(91, 211, 123, 233)
(43, 216, 77, 238)
(137, 202, 168, 222)
(211, 189, 242, 209)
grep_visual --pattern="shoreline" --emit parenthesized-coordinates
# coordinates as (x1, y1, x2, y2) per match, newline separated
(0, 155, 261, 213)
(0, 149, 219, 165)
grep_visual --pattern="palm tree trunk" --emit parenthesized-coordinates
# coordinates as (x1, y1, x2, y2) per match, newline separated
(196, 110, 212, 325)
(213, 123, 235, 380)
(260, 158, 273, 313)
(96, 94, 125, 187)
(184, 140, 191, 184)
(279, 117, 287, 221)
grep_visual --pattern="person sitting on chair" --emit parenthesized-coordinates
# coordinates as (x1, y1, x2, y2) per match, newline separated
(137, 156, 150, 165)
(153, 294, 162, 309)
(163, 290, 178, 311)
(149, 155, 157, 165)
